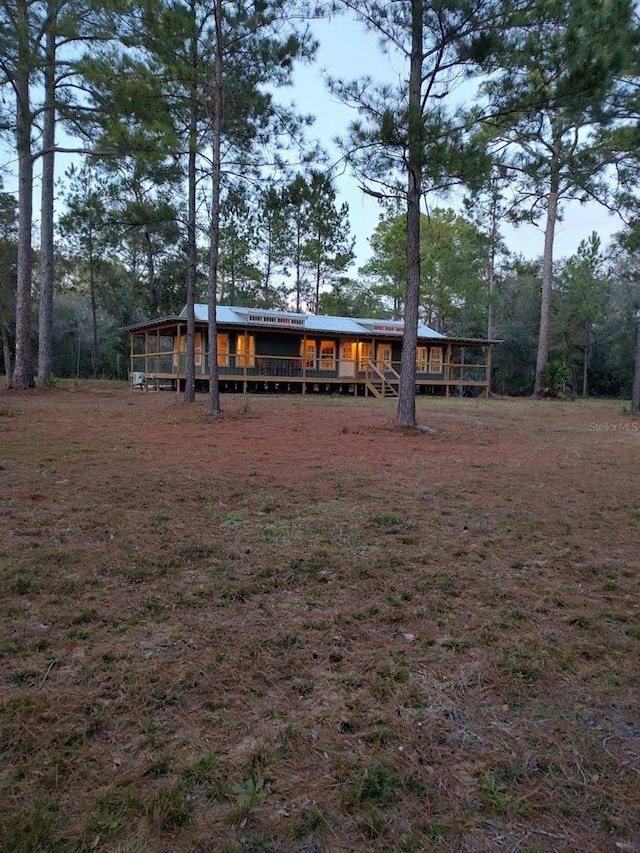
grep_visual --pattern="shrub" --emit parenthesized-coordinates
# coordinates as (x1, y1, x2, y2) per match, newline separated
(541, 360, 571, 398)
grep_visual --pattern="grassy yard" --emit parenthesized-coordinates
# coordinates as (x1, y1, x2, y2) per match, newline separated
(0, 384, 639, 852)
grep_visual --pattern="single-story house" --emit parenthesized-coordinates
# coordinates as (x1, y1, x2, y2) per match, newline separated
(125, 304, 495, 397)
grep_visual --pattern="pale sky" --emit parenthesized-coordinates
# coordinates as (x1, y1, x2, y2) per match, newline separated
(0, 11, 625, 273)
(291, 14, 626, 272)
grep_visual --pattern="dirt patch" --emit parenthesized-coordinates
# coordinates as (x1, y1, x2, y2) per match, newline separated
(0, 384, 639, 852)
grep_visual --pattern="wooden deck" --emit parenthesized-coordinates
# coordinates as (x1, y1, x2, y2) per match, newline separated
(129, 353, 491, 397)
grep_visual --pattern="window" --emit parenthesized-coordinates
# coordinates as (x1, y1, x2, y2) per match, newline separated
(416, 346, 427, 372)
(160, 335, 174, 353)
(173, 334, 183, 367)
(428, 346, 443, 373)
(320, 340, 335, 369)
(303, 340, 316, 369)
(358, 342, 373, 370)
(174, 333, 203, 367)
(217, 333, 229, 367)
(247, 313, 304, 327)
(237, 334, 255, 367)
(372, 323, 402, 334)
(378, 343, 392, 369)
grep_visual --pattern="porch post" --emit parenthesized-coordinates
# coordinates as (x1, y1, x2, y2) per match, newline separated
(445, 343, 452, 398)
(302, 332, 307, 395)
(144, 332, 149, 389)
(243, 329, 248, 395)
(485, 344, 492, 398)
(176, 324, 181, 395)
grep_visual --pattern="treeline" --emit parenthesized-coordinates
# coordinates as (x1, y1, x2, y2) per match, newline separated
(0, 167, 356, 382)
(363, 210, 639, 398)
(1, 0, 640, 410)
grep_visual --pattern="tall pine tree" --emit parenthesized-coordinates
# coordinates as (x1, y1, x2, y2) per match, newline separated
(479, 0, 634, 395)
(330, 0, 494, 425)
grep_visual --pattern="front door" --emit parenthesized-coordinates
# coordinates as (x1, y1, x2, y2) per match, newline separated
(339, 341, 356, 377)
(377, 343, 392, 370)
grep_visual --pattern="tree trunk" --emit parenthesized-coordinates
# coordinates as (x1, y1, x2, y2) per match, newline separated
(631, 309, 640, 415)
(207, 0, 223, 416)
(295, 222, 302, 312)
(395, 0, 423, 428)
(12, 2, 34, 390)
(229, 248, 236, 304)
(144, 226, 158, 316)
(263, 220, 273, 302)
(1, 325, 12, 384)
(315, 254, 321, 314)
(534, 145, 560, 397)
(184, 12, 198, 404)
(38, 22, 56, 386)
(582, 318, 590, 398)
(88, 222, 98, 378)
(486, 172, 500, 341)
(184, 140, 197, 402)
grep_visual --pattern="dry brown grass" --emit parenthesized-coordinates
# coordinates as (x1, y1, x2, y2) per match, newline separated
(0, 382, 639, 852)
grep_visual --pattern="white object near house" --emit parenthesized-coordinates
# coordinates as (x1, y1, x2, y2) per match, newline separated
(131, 372, 145, 389)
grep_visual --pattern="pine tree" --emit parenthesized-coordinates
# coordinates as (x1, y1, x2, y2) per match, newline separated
(0, 182, 18, 381)
(1, 0, 37, 387)
(302, 171, 354, 313)
(329, 0, 494, 425)
(555, 234, 609, 397)
(479, 0, 634, 396)
(362, 208, 489, 335)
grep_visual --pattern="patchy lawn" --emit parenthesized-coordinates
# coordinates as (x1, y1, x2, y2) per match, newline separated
(0, 383, 639, 853)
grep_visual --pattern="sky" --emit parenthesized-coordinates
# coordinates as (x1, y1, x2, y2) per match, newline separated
(0, 10, 626, 274)
(288, 14, 627, 273)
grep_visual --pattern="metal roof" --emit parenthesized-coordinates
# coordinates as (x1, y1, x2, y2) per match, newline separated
(186, 304, 446, 339)
(189, 305, 246, 324)
(123, 306, 499, 344)
(303, 315, 369, 334)
(121, 314, 182, 333)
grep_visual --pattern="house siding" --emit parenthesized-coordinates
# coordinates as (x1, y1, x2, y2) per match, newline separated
(125, 306, 494, 397)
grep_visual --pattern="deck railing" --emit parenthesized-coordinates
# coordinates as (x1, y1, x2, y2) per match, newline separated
(130, 351, 488, 386)
(131, 353, 175, 375)
(449, 363, 487, 384)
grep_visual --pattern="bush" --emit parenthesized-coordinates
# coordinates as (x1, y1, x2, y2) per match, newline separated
(541, 360, 572, 398)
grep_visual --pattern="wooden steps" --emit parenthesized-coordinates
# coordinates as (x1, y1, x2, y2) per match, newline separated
(365, 362, 399, 398)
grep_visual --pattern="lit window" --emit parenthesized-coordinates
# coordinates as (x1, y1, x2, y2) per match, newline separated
(247, 313, 304, 327)
(428, 346, 443, 373)
(378, 343, 392, 369)
(303, 340, 316, 369)
(173, 334, 183, 367)
(358, 342, 373, 370)
(237, 334, 255, 367)
(320, 341, 335, 369)
(416, 346, 427, 372)
(174, 334, 194, 368)
(217, 333, 229, 367)
(372, 323, 402, 334)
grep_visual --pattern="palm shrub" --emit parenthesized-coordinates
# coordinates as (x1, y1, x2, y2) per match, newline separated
(541, 360, 572, 398)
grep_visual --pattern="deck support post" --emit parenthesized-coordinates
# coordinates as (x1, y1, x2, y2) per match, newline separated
(241, 329, 247, 396)
(144, 332, 149, 390)
(485, 344, 492, 398)
(176, 324, 182, 394)
(302, 334, 307, 395)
